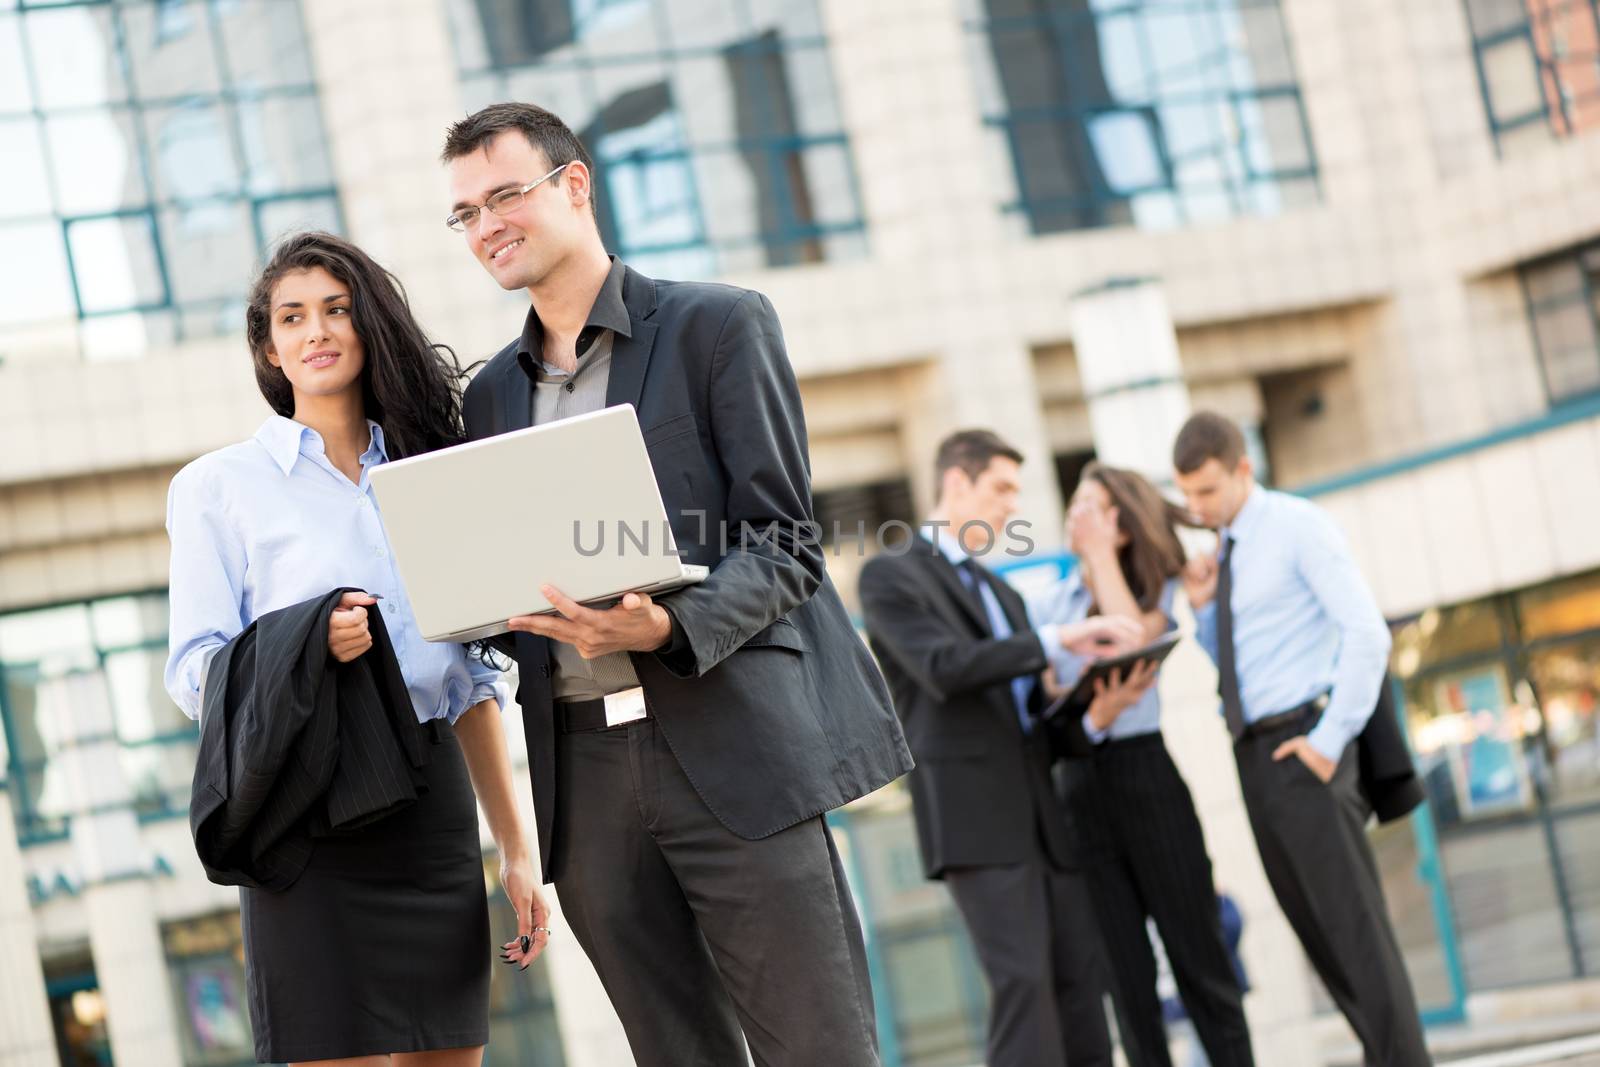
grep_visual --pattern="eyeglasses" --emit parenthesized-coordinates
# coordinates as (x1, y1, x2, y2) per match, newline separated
(445, 162, 571, 232)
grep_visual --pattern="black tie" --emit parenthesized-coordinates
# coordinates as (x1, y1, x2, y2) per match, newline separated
(1216, 535, 1247, 740)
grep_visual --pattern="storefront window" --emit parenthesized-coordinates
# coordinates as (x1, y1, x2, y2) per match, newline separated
(163, 913, 255, 1067)
(1388, 570, 1600, 995)
(482, 857, 567, 1067)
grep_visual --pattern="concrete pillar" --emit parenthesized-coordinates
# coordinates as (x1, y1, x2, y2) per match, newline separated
(0, 771, 57, 1067)
(1068, 278, 1192, 484)
(44, 670, 184, 1067)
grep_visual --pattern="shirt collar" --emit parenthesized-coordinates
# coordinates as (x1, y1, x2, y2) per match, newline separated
(516, 255, 632, 377)
(1221, 483, 1267, 543)
(929, 523, 971, 566)
(254, 416, 387, 476)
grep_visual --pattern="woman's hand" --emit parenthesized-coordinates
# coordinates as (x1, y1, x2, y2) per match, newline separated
(328, 591, 377, 662)
(1058, 615, 1143, 659)
(1067, 500, 1120, 559)
(1085, 660, 1159, 731)
(498, 852, 552, 971)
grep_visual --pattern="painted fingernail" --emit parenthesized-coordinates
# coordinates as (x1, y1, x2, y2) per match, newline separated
(520, 935, 531, 954)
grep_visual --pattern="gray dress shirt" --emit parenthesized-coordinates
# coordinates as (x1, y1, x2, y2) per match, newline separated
(518, 257, 642, 702)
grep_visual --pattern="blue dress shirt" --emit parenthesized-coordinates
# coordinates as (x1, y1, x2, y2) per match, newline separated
(164, 416, 504, 724)
(1192, 486, 1391, 762)
(930, 529, 1054, 733)
(1027, 571, 1177, 743)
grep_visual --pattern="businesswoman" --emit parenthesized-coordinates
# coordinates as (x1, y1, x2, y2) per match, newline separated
(1029, 463, 1255, 1067)
(164, 231, 546, 1066)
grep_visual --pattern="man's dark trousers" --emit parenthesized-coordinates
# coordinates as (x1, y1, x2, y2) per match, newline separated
(1236, 712, 1430, 1067)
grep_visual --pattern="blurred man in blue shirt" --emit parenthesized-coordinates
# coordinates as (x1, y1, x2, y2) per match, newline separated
(1173, 412, 1429, 1067)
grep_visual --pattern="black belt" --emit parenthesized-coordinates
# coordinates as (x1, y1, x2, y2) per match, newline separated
(558, 687, 651, 733)
(1239, 693, 1329, 741)
(1094, 731, 1165, 752)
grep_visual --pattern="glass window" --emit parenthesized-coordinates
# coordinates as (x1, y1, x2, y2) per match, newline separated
(1, 0, 340, 359)
(0, 117, 52, 218)
(1525, 636, 1600, 808)
(25, 6, 128, 110)
(120, 0, 222, 100)
(1521, 240, 1600, 405)
(67, 215, 167, 314)
(159, 200, 258, 305)
(237, 94, 337, 196)
(45, 109, 150, 216)
(0, 15, 33, 114)
(450, 0, 866, 278)
(0, 592, 196, 842)
(256, 193, 341, 245)
(163, 913, 257, 1067)
(1465, 0, 1600, 149)
(963, 0, 1318, 235)
(0, 220, 76, 324)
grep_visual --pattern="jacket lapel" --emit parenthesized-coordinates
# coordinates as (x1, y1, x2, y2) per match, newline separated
(915, 537, 990, 635)
(605, 267, 660, 413)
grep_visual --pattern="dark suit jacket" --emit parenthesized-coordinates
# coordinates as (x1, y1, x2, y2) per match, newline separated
(858, 536, 1089, 880)
(1359, 674, 1425, 823)
(463, 264, 913, 884)
(190, 588, 429, 890)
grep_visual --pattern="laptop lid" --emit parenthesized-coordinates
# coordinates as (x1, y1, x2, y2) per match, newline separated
(369, 404, 688, 642)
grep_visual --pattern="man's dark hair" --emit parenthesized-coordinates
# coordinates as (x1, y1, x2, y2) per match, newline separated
(1173, 411, 1247, 474)
(933, 430, 1024, 500)
(441, 102, 597, 210)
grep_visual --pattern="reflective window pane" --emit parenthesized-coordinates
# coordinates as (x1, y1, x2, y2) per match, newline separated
(2, 0, 338, 361)
(1521, 240, 1600, 404)
(45, 109, 150, 215)
(1467, 0, 1600, 149)
(967, 0, 1317, 234)
(120, 0, 221, 100)
(66, 214, 167, 313)
(451, 0, 864, 276)
(256, 193, 340, 245)
(0, 117, 53, 218)
(159, 200, 256, 304)
(0, 14, 33, 113)
(237, 94, 335, 196)
(144, 102, 241, 203)
(24, 6, 128, 109)
(105, 647, 192, 743)
(214, 0, 314, 92)
(0, 221, 76, 325)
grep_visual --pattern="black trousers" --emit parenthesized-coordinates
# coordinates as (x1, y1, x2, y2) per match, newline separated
(1058, 734, 1254, 1067)
(943, 850, 1112, 1067)
(549, 719, 879, 1067)
(1236, 715, 1431, 1067)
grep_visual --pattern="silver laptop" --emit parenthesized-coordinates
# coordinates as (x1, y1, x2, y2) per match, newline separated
(369, 404, 708, 642)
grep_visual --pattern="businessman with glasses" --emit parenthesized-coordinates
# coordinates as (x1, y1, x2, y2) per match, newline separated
(439, 102, 913, 1067)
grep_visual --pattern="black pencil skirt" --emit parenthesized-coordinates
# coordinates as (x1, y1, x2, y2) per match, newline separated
(239, 721, 490, 1063)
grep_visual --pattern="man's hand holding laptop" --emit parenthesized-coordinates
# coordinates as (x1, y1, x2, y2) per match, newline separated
(507, 585, 673, 658)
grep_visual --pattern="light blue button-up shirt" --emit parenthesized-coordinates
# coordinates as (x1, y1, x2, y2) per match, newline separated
(1192, 486, 1391, 762)
(164, 416, 503, 724)
(1028, 571, 1177, 743)
(930, 528, 1059, 733)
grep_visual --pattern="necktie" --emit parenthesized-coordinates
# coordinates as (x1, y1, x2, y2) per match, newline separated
(957, 559, 1035, 733)
(1216, 534, 1247, 740)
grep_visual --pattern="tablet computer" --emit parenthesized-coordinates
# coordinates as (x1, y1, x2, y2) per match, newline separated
(1044, 630, 1183, 719)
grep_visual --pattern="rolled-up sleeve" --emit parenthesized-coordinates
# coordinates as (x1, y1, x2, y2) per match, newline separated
(461, 651, 510, 722)
(164, 464, 247, 719)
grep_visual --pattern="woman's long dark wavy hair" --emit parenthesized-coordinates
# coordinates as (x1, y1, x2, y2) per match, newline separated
(245, 231, 467, 460)
(1078, 461, 1193, 614)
